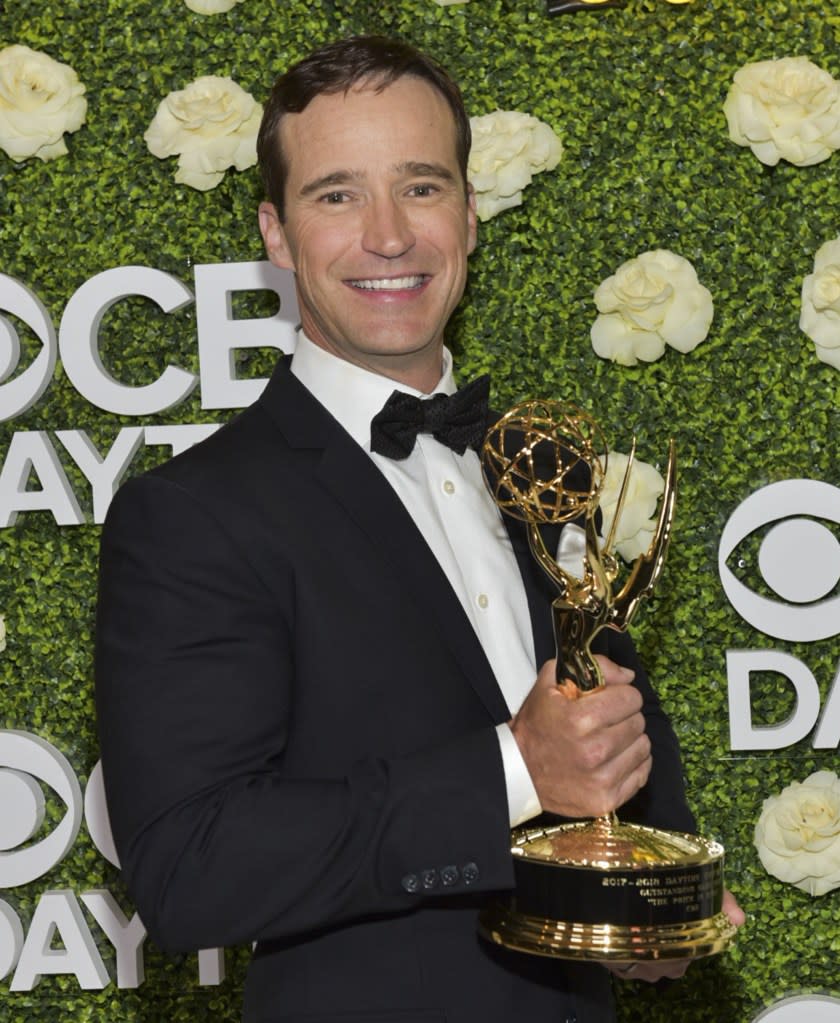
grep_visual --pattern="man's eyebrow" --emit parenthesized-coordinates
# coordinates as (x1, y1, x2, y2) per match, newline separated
(299, 162, 458, 197)
(397, 161, 457, 182)
(299, 170, 363, 197)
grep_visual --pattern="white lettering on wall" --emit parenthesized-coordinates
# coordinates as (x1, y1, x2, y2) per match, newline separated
(0, 731, 82, 887)
(721, 480, 840, 750)
(79, 892, 146, 989)
(195, 259, 298, 410)
(0, 260, 298, 422)
(0, 274, 57, 420)
(58, 267, 198, 416)
(0, 261, 297, 527)
(0, 730, 225, 991)
(9, 890, 109, 991)
(0, 902, 23, 981)
(0, 432, 84, 528)
(718, 479, 840, 643)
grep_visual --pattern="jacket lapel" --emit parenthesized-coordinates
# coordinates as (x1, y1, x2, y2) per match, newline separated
(502, 516, 559, 669)
(257, 360, 511, 723)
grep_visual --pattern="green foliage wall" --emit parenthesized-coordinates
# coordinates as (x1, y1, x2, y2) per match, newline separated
(1, 0, 840, 1020)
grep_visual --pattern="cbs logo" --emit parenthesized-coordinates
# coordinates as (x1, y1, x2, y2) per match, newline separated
(0, 731, 226, 991)
(719, 480, 840, 750)
(0, 730, 116, 888)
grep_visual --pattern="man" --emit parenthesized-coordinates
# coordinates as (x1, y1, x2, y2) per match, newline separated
(96, 35, 740, 1023)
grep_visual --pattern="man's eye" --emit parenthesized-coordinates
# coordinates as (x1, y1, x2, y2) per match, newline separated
(410, 184, 437, 197)
(321, 191, 348, 204)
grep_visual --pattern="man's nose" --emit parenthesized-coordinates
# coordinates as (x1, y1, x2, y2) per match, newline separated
(361, 197, 415, 258)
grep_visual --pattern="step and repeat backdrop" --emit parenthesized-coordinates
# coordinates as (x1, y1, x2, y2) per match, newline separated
(2, 1, 840, 1020)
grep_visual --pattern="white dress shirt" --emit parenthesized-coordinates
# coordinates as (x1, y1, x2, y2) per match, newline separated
(291, 332, 542, 827)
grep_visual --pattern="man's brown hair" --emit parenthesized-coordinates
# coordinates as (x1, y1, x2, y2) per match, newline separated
(257, 35, 471, 220)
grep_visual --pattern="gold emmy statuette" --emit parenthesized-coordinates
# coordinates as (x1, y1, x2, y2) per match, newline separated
(478, 400, 736, 962)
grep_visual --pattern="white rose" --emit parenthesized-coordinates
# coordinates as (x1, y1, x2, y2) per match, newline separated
(724, 56, 840, 167)
(468, 110, 563, 222)
(598, 451, 665, 562)
(800, 237, 840, 370)
(591, 250, 713, 366)
(184, 0, 244, 12)
(754, 770, 840, 896)
(144, 75, 262, 191)
(0, 45, 87, 162)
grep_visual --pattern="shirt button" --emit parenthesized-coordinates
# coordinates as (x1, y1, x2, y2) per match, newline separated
(442, 479, 456, 495)
(476, 593, 489, 610)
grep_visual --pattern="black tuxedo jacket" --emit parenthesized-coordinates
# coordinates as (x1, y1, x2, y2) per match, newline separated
(95, 358, 694, 1023)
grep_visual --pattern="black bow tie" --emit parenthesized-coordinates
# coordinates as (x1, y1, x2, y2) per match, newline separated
(369, 375, 491, 461)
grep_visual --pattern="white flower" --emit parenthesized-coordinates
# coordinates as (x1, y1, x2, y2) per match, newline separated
(144, 75, 262, 191)
(723, 56, 840, 167)
(755, 770, 840, 896)
(468, 110, 563, 221)
(184, 0, 244, 12)
(0, 615, 5, 653)
(598, 451, 665, 562)
(591, 250, 713, 366)
(800, 237, 840, 370)
(0, 45, 87, 162)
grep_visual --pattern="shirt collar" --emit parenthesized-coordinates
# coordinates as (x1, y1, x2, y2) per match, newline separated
(290, 330, 457, 451)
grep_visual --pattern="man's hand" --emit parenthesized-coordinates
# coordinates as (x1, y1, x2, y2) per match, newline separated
(607, 889, 746, 983)
(510, 655, 651, 819)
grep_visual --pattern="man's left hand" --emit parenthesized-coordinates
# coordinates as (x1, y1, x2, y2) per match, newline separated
(607, 888, 745, 983)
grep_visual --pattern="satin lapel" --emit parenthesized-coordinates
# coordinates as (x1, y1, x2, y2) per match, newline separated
(485, 406, 558, 669)
(257, 360, 511, 723)
(502, 516, 558, 670)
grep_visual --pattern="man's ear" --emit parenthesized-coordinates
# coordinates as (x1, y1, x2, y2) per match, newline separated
(466, 183, 478, 255)
(258, 201, 295, 270)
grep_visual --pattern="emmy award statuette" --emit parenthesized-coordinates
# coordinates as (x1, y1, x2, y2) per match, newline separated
(478, 400, 736, 963)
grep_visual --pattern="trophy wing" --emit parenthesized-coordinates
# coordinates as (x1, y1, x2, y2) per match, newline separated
(609, 440, 676, 629)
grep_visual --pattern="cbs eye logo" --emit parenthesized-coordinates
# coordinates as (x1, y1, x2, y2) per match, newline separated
(718, 479, 840, 642)
(0, 731, 84, 888)
(0, 275, 57, 422)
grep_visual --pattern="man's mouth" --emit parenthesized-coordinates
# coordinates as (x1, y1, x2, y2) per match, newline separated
(347, 275, 428, 291)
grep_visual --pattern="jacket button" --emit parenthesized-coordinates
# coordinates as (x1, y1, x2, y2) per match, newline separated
(422, 869, 438, 890)
(462, 862, 479, 884)
(441, 864, 459, 886)
(401, 873, 420, 893)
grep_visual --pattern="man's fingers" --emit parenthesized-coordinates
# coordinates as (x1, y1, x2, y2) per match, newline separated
(722, 888, 746, 927)
(515, 658, 651, 818)
(609, 959, 690, 983)
(584, 731, 652, 815)
(593, 653, 635, 686)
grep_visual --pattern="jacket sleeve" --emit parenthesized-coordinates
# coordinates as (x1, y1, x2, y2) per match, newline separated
(95, 474, 515, 953)
(603, 626, 697, 834)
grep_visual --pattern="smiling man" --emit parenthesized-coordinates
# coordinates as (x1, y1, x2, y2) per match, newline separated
(258, 74, 475, 392)
(96, 36, 736, 1023)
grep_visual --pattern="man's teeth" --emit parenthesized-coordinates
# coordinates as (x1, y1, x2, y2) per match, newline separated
(350, 276, 425, 291)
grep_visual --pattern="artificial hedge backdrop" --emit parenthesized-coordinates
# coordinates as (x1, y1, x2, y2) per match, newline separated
(2, 0, 840, 1020)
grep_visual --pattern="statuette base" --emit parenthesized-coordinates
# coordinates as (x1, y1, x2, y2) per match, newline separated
(478, 819, 737, 961)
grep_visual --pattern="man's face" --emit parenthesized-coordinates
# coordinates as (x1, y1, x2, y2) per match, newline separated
(259, 75, 477, 391)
